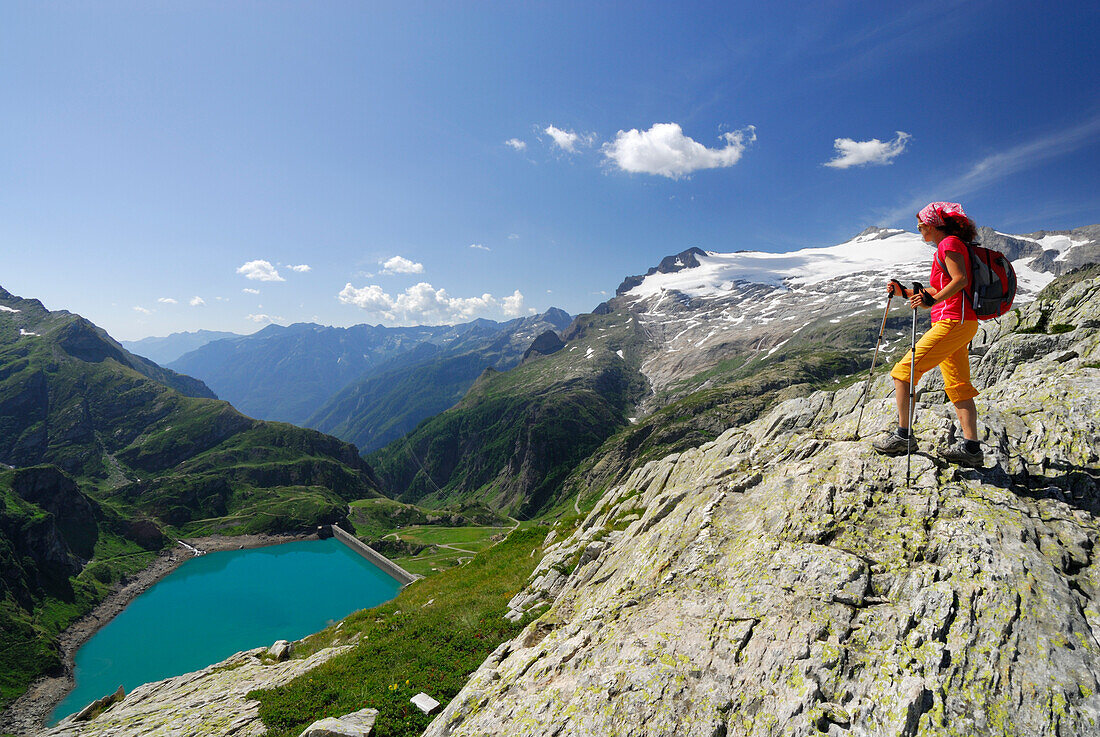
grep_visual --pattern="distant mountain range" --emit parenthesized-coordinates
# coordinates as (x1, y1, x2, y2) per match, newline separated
(166, 310, 573, 449)
(121, 330, 243, 366)
(307, 309, 573, 452)
(614, 225, 1100, 412)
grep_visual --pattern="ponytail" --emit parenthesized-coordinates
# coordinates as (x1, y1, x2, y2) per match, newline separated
(940, 215, 977, 244)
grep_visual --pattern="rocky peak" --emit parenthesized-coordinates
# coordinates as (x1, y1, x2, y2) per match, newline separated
(537, 307, 573, 330)
(853, 225, 903, 241)
(980, 224, 1100, 276)
(55, 318, 130, 365)
(521, 331, 565, 364)
(615, 246, 708, 295)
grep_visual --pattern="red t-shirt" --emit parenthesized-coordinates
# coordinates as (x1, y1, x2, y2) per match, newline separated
(930, 235, 971, 322)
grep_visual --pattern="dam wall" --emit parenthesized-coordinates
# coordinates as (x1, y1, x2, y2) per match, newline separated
(330, 525, 419, 586)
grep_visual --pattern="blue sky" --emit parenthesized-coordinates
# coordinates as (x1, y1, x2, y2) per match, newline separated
(2, 0, 1099, 340)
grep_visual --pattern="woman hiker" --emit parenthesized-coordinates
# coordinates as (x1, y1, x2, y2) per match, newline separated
(872, 201, 984, 467)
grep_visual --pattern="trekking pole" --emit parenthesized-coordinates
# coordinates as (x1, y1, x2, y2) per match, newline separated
(906, 282, 924, 488)
(853, 292, 894, 439)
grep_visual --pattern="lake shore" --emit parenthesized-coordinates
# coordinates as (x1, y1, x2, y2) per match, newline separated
(0, 532, 316, 736)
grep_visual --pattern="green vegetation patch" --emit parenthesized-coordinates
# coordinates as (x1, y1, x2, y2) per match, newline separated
(366, 307, 649, 518)
(174, 485, 346, 537)
(0, 469, 162, 709)
(251, 525, 548, 737)
(347, 498, 508, 541)
(385, 525, 511, 576)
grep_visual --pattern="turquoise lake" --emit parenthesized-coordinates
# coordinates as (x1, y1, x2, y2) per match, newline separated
(51, 538, 402, 723)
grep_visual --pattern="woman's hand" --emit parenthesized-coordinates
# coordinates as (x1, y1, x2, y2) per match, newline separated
(910, 289, 935, 310)
(888, 279, 907, 298)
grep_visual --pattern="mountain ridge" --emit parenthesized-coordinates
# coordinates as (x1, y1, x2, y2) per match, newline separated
(365, 225, 1098, 519)
(121, 330, 243, 366)
(167, 309, 573, 429)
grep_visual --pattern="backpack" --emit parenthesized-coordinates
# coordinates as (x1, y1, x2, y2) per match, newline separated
(936, 241, 1017, 320)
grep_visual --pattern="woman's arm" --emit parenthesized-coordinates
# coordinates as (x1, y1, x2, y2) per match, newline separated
(906, 250, 968, 309)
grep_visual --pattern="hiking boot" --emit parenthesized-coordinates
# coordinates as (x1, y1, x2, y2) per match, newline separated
(872, 430, 915, 456)
(940, 440, 984, 468)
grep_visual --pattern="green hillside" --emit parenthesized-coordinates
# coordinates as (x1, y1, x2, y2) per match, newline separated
(0, 287, 385, 708)
(0, 466, 164, 709)
(308, 317, 571, 453)
(557, 303, 915, 512)
(367, 310, 649, 518)
(369, 294, 914, 521)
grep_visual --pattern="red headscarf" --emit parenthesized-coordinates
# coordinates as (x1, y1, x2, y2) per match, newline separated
(918, 201, 969, 227)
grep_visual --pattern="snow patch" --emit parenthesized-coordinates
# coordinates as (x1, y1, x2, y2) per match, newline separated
(625, 231, 931, 299)
(0, 305, 19, 313)
(616, 350, 624, 359)
(19, 329, 39, 336)
(766, 338, 789, 357)
(1013, 257, 1057, 294)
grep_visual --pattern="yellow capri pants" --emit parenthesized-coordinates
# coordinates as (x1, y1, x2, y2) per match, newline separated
(890, 319, 980, 404)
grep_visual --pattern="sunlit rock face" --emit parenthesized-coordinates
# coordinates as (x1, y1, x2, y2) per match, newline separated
(41, 642, 356, 737)
(424, 274, 1100, 736)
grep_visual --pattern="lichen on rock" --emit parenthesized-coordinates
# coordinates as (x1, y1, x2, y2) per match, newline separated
(41, 642, 355, 737)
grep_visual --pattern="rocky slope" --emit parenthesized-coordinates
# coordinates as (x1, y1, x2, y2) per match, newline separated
(422, 270, 1100, 735)
(39, 641, 357, 737)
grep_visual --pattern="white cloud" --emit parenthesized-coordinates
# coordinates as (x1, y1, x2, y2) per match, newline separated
(508, 233, 519, 240)
(824, 131, 911, 169)
(190, 296, 206, 307)
(469, 243, 490, 251)
(602, 123, 756, 179)
(505, 138, 527, 151)
(242, 288, 260, 295)
(544, 125, 596, 153)
(380, 256, 425, 274)
(246, 313, 282, 324)
(133, 306, 152, 314)
(237, 260, 285, 282)
(288, 264, 311, 272)
(338, 282, 531, 325)
(157, 297, 177, 304)
(501, 290, 527, 316)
